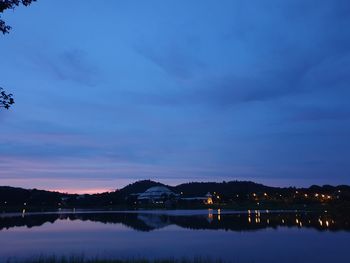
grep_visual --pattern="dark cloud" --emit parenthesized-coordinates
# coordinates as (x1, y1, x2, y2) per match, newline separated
(126, 0, 350, 109)
(34, 49, 99, 87)
(133, 39, 205, 80)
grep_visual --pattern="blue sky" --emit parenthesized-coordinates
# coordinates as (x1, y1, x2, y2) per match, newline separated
(0, 0, 349, 193)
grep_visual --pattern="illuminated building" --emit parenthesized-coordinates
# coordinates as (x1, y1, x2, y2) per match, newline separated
(137, 186, 177, 203)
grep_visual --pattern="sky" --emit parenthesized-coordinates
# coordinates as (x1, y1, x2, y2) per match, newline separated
(0, 0, 350, 193)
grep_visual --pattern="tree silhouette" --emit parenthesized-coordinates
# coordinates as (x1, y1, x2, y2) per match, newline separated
(0, 0, 37, 34)
(0, 87, 14, 109)
(1, 1, 36, 110)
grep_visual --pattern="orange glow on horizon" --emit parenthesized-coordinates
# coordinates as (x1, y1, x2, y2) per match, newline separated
(48, 188, 113, 195)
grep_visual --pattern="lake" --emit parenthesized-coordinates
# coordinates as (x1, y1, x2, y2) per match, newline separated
(0, 209, 349, 263)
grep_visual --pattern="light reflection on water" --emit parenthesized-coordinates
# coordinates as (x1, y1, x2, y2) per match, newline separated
(0, 210, 349, 262)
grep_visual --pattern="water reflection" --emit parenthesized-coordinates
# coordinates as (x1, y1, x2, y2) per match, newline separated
(0, 210, 349, 232)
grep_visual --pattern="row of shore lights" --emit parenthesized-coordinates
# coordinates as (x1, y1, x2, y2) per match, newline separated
(250, 191, 337, 199)
(297, 191, 334, 200)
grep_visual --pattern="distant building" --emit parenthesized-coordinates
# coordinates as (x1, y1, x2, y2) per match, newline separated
(136, 187, 214, 205)
(206, 192, 213, 204)
(137, 186, 177, 203)
(180, 192, 213, 205)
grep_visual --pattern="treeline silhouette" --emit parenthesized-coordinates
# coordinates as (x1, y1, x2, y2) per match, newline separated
(1, 180, 350, 209)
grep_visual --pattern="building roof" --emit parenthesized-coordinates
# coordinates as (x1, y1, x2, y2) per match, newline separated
(138, 186, 176, 200)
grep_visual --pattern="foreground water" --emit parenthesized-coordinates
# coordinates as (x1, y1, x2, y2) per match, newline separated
(0, 210, 349, 263)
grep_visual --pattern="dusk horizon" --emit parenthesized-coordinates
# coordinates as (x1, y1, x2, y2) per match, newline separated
(2, 177, 350, 195)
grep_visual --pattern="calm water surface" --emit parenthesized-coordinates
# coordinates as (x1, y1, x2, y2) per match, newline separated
(0, 210, 349, 263)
